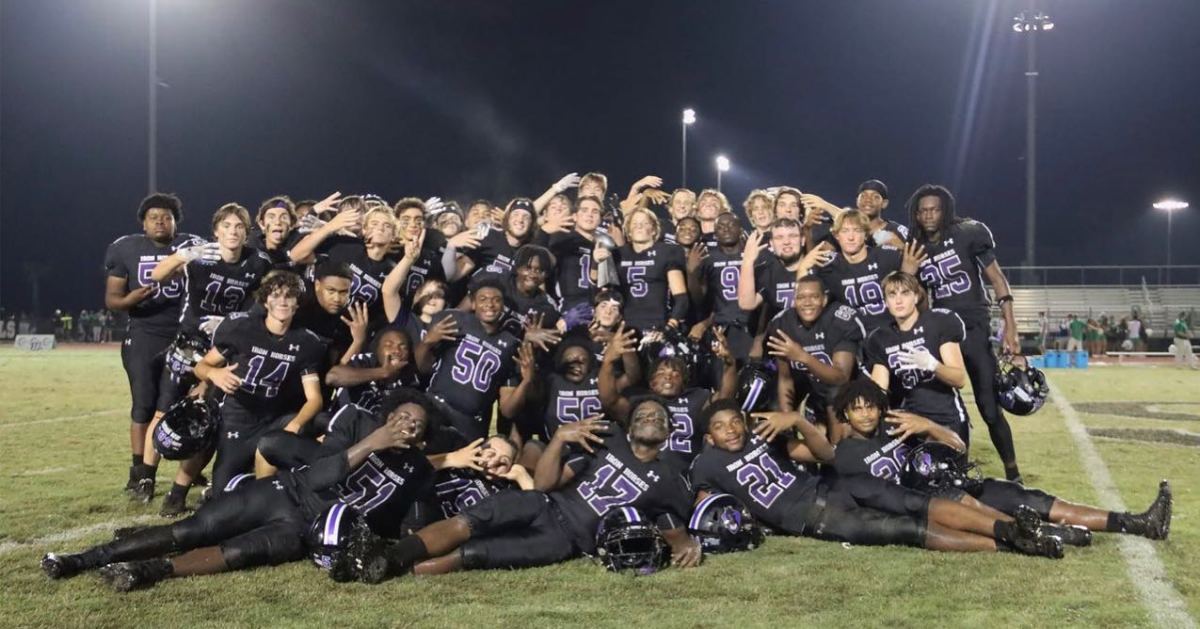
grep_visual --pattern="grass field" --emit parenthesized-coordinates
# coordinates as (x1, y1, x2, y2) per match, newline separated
(0, 345, 1196, 628)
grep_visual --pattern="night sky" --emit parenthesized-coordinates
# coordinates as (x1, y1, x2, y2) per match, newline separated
(2, 0, 1198, 314)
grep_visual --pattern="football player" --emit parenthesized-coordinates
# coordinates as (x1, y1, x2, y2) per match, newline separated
(457, 198, 537, 277)
(413, 278, 535, 444)
(40, 390, 483, 591)
(139, 203, 273, 514)
(806, 210, 923, 334)
(688, 212, 755, 377)
(103, 193, 204, 495)
(691, 400, 1063, 557)
(326, 327, 418, 416)
(763, 275, 865, 438)
(251, 196, 300, 270)
(906, 185, 1023, 480)
(599, 323, 736, 468)
(431, 435, 534, 521)
(744, 190, 776, 233)
(361, 398, 701, 578)
(864, 271, 971, 445)
(738, 218, 805, 323)
(192, 272, 327, 488)
(469, 245, 563, 342)
(292, 262, 357, 366)
(830, 379, 1172, 542)
(537, 195, 606, 317)
(602, 208, 688, 333)
(659, 188, 697, 245)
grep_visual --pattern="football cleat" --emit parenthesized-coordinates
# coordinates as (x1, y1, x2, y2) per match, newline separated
(1039, 522, 1093, 547)
(98, 559, 172, 592)
(41, 553, 85, 580)
(1009, 505, 1064, 559)
(159, 492, 189, 519)
(131, 477, 155, 504)
(125, 465, 140, 494)
(1139, 480, 1173, 540)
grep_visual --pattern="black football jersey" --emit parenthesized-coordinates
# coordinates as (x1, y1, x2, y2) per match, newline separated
(334, 447, 434, 538)
(764, 304, 865, 402)
(753, 256, 798, 320)
(431, 469, 511, 519)
(399, 230, 450, 303)
(688, 436, 818, 535)
(864, 308, 968, 427)
(313, 235, 397, 321)
(211, 311, 327, 417)
(832, 431, 914, 484)
(542, 372, 602, 438)
(699, 247, 750, 327)
(247, 230, 302, 270)
(878, 219, 910, 243)
(179, 247, 273, 330)
(659, 388, 712, 468)
(293, 289, 353, 363)
(545, 231, 599, 311)
(549, 429, 693, 553)
(329, 351, 419, 415)
(425, 310, 521, 436)
(103, 232, 205, 336)
(465, 226, 519, 275)
(614, 242, 685, 331)
(815, 246, 903, 333)
(914, 220, 997, 326)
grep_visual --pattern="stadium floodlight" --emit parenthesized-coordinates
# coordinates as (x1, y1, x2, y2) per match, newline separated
(1154, 199, 1189, 279)
(1013, 12, 1053, 33)
(715, 155, 730, 191)
(681, 108, 697, 187)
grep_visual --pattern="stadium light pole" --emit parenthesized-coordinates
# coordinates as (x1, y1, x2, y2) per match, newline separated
(1154, 199, 1189, 283)
(148, 0, 158, 194)
(715, 155, 730, 192)
(681, 109, 696, 188)
(1013, 8, 1053, 268)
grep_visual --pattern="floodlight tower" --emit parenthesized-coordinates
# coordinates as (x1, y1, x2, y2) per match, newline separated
(682, 109, 696, 188)
(1013, 8, 1053, 267)
(1154, 199, 1189, 282)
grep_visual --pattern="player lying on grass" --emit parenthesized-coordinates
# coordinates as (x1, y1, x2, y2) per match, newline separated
(829, 378, 1172, 543)
(690, 399, 1065, 558)
(335, 397, 702, 582)
(40, 390, 484, 592)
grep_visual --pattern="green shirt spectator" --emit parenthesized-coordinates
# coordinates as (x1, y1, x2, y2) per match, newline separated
(1069, 318, 1086, 340)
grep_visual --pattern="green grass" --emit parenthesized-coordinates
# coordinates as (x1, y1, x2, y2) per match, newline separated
(1, 347, 1196, 627)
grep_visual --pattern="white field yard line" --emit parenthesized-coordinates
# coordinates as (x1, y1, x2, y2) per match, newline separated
(1048, 381, 1196, 629)
(0, 408, 124, 429)
(0, 515, 160, 556)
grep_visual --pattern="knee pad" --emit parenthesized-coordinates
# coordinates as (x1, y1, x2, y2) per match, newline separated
(459, 544, 484, 570)
(221, 530, 304, 570)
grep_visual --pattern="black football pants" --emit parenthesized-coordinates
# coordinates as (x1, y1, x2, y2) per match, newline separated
(961, 322, 1017, 466)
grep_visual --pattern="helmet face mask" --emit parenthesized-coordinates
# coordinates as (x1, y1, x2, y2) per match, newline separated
(594, 508, 671, 576)
(901, 441, 979, 494)
(307, 503, 377, 583)
(995, 355, 1049, 416)
(688, 493, 764, 554)
(735, 360, 774, 413)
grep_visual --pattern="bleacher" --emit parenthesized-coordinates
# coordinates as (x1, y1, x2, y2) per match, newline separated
(995, 285, 1200, 338)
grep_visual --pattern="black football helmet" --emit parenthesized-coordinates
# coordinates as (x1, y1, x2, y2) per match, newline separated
(594, 507, 671, 576)
(639, 327, 701, 382)
(307, 503, 386, 583)
(736, 360, 774, 413)
(164, 329, 209, 377)
(900, 441, 979, 494)
(688, 493, 764, 554)
(152, 396, 218, 460)
(995, 354, 1049, 416)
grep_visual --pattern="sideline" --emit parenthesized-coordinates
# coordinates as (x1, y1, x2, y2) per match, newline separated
(1048, 381, 1196, 629)
(0, 409, 124, 429)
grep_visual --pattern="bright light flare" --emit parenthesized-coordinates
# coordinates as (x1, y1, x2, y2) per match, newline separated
(1153, 199, 1189, 212)
(715, 155, 730, 172)
(682, 108, 696, 125)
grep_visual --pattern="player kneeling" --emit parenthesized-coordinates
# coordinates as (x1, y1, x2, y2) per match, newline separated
(830, 379, 1172, 543)
(690, 400, 1064, 558)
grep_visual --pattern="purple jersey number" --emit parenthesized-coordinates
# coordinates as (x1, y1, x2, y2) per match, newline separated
(338, 459, 397, 515)
(450, 338, 502, 393)
(919, 254, 971, 300)
(843, 280, 886, 315)
(626, 266, 648, 298)
(719, 266, 740, 301)
(138, 261, 183, 299)
(577, 254, 593, 290)
(663, 412, 694, 453)
(868, 442, 911, 483)
(555, 396, 602, 424)
(775, 287, 795, 310)
(200, 280, 247, 314)
(576, 463, 646, 517)
(241, 354, 291, 398)
(735, 453, 797, 509)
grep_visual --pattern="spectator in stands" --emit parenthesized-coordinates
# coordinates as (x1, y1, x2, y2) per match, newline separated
(1173, 312, 1197, 370)
(2, 316, 13, 340)
(1126, 314, 1145, 352)
(1085, 318, 1105, 357)
(1037, 311, 1050, 354)
(18, 313, 31, 335)
(1065, 314, 1085, 353)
